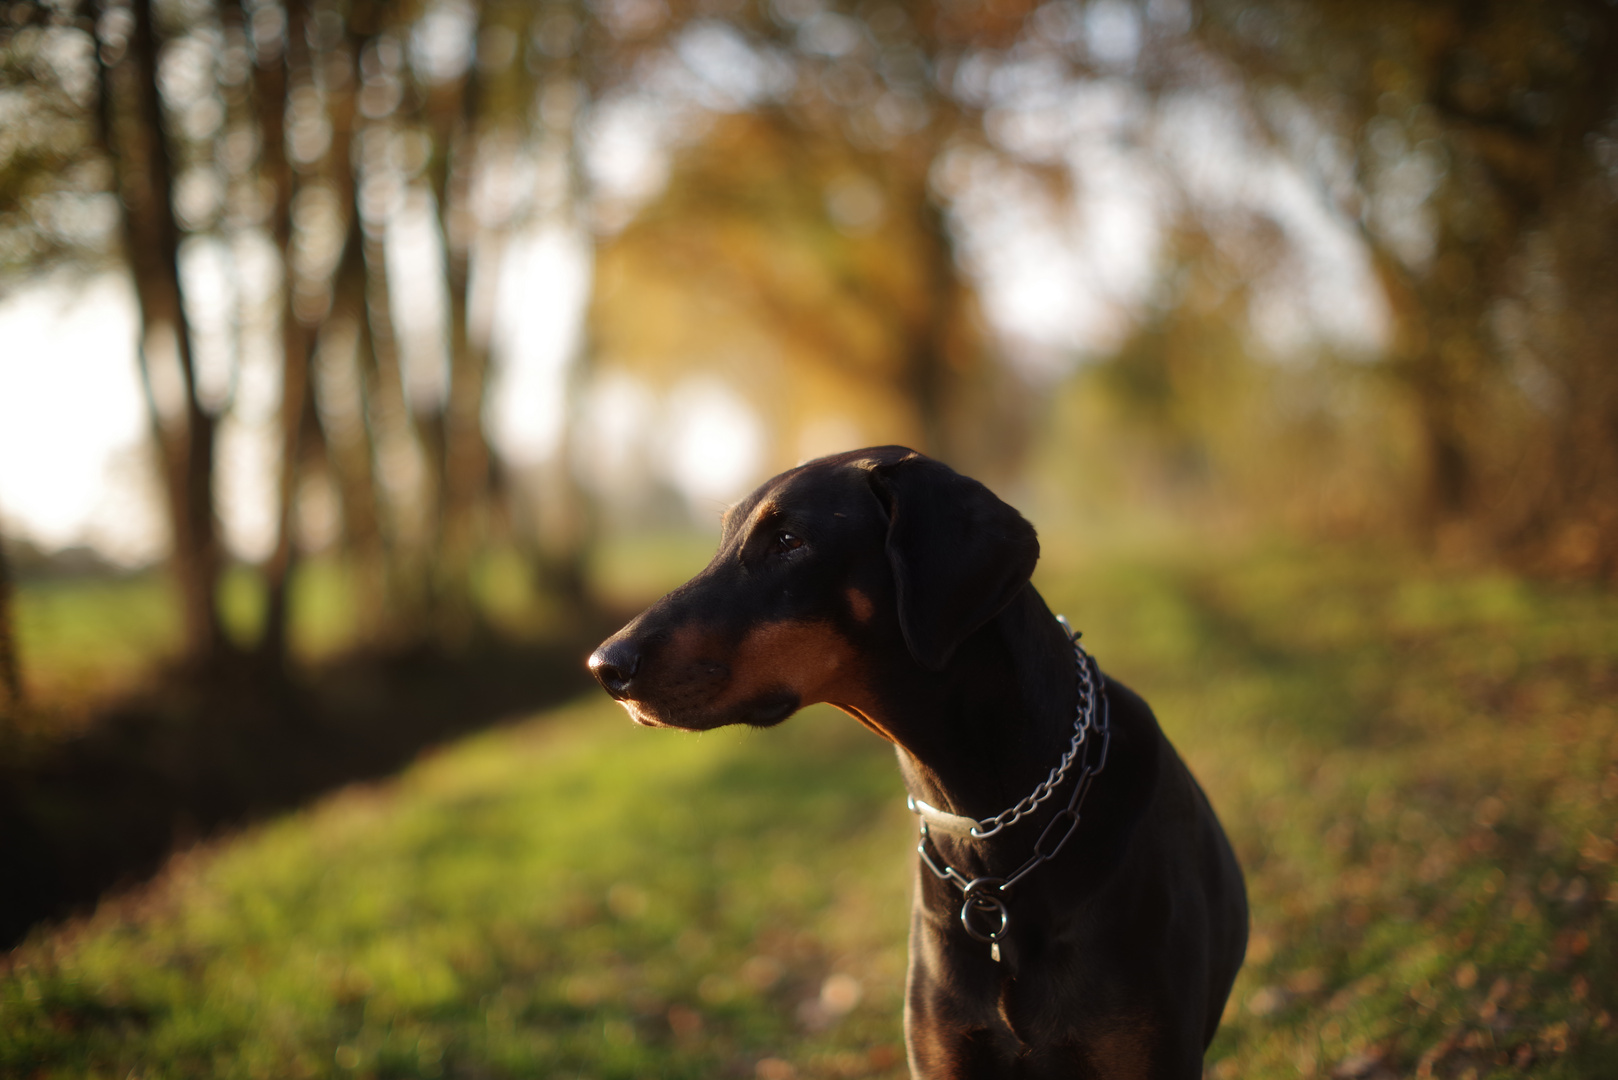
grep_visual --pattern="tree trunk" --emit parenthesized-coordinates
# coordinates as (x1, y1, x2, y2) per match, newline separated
(904, 186, 959, 460)
(1410, 351, 1476, 520)
(531, 47, 600, 619)
(253, 0, 312, 669)
(97, 0, 227, 668)
(0, 522, 23, 723)
(424, 63, 491, 641)
(322, 211, 390, 639)
(357, 214, 435, 633)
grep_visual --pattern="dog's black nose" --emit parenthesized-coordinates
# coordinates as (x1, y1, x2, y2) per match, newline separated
(588, 641, 641, 699)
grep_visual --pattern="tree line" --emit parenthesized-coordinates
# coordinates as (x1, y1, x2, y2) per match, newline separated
(0, 0, 1614, 714)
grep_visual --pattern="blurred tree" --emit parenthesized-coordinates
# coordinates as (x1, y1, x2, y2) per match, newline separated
(0, 5, 108, 286)
(419, 0, 529, 639)
(340, 3, 438, 638)
(583, 0, 1049, 482)
(318, 112, 389, 640)
(1197, 0, 1618, 567)
(228, 0, 523, 658)
(244, 0, 313, 667)
(7, 0, 1616, 706)
(591, 107, 1000, 468)
(94, 0, 230, 665)
(0, 519, 22, 723)
(521, 0, 598, 613)
(10, 0, 1111, 677)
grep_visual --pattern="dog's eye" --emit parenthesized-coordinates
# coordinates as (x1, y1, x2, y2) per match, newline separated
(772, 531, 804, 554)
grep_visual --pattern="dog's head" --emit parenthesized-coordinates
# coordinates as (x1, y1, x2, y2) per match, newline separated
(587, 446, 1039, 731)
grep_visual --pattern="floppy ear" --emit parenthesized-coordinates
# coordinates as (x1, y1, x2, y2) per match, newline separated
(865, 452, 1040, 671)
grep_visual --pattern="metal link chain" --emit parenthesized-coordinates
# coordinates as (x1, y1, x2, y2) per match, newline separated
(909, 618, 1112, 962)
(969, 615, 1098, 839)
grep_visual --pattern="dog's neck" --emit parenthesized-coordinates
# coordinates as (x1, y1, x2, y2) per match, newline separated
(872, 586, 1081, 841)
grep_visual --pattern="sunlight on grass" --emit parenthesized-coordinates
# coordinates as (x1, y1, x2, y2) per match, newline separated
(3, 541, 1615, 1078)
(12, 529, 721, 719)
(10, 572, 179, 710)
(12, 552, 550, 721)
(1039, 542, 1618, 1078)
(1, 700, 915, 1079)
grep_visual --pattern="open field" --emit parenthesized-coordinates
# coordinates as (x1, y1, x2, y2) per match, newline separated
(2, 539, 1615, 1078)
(8, 562, 360, 724)
(8, 536, 715, 725)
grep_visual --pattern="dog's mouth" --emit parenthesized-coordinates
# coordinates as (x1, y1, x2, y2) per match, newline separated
(740, 690, 799, 728)
(613, 689, 801, 732)
(615, 700, 675, 728)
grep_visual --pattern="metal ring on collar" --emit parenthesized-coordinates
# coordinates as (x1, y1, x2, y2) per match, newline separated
(960, 891, 1009, 944)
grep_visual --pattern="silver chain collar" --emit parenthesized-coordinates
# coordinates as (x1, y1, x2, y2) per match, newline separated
(906, 616, 1112, 962)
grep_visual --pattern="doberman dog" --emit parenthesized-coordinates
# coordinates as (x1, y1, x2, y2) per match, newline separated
(589, 446, 1248, 1078)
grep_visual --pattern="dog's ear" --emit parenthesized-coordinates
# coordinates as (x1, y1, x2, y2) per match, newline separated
(863, 452, 1040, 671)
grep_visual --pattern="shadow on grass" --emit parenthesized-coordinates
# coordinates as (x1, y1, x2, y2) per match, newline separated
(1, 700, 917, 1080)
(0, 623, 613, 949)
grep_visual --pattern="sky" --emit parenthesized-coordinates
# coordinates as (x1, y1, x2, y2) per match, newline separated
(0, 273, 165, 564)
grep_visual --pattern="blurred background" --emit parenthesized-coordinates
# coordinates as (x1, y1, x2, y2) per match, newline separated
(3, 0, 1615, 661)
(0, 0, 1617, 1071)
(5, 0, 1618, 647)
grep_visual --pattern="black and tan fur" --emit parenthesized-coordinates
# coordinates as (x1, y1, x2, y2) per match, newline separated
(589, 446, 1248, 1078)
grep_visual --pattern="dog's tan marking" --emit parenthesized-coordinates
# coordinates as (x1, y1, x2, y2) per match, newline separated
(660, 622, 718, 665)
(742, 499, 781, 539)
(845, 587, 875, 623)
(1086, 1019, 1155, 1080)
(713, 618, 865, 708)
(832, 703, 896, 743)
(616, 621, 730, 726)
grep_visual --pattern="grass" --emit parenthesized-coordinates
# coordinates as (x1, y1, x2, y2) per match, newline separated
(10, 572, 180, 711)
(9, 534, 713, 723)
(0, 703, 912, 1079)
(2, 537, 1615, 1078)
(9, 562, 356, 720)
(1041, 541, 1618, 1077)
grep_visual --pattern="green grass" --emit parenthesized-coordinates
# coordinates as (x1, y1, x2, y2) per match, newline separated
(0, 703, 912, 1079)
(2, 539, 1615, 1078)
(10, 571, 184, 713)
(10, 536, 717, 721)
(1039, 541, 1618, 1076)
(10, 562, 352, 714)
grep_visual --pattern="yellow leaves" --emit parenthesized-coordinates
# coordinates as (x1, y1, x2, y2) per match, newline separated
(1323, 819, 1356, 855)
(1246, 929, 1276, 965)
(1246, 984, 1286, 1018)
(755, 1056, 796, 1080)
(1413, 1028, 1460, 1078)
(1578, 829, 1616, 869)
(588, 109, 999, 471)
(1552, 927, 1589, 960)
(1289, 968, 1326, 994)
(667, 1002, 703, 1041)
(1477, 975, 1510, 1023)
(1472, 795, 1506, 827)
(1327, 974, 1383, 1013)
(606, 880, 649, 921)
(1536, 1019, 1571, 1053)
(1416, 841, 1455, 885)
